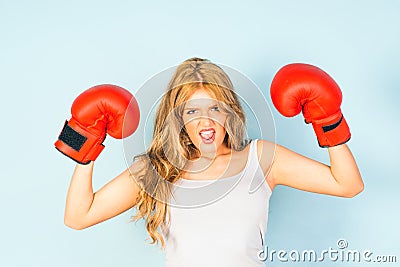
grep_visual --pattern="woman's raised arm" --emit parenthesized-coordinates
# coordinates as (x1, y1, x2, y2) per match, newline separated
(266, 142, 363, 197)
(64, 161, 142, 230)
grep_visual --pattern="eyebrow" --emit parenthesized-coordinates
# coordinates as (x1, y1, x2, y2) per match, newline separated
(184, 103, 219, 109)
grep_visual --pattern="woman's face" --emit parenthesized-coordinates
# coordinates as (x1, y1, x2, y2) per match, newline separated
(181, 88, 228, 156)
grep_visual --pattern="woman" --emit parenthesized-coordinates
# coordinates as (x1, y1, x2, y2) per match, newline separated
(58, 57, 364, 266)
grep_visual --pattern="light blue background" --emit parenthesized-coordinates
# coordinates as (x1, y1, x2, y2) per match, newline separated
(1, 1, 399, 266)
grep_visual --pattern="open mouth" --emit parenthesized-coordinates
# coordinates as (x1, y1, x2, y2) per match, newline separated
(199, 128, 215, 144)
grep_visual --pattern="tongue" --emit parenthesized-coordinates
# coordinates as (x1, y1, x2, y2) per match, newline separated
(200, 131, 215, 144)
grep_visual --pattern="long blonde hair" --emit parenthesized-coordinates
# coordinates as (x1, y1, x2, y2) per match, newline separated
(130, 57, 248, 248)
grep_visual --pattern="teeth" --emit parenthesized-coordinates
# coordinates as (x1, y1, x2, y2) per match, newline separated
(200, 130, 215, 140)
(200, 130, 214, 135)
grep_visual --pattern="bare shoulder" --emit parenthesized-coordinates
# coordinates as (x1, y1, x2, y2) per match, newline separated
(254, 139, 276, 168)
(255, 139, 276, 190)
(126, 155, 153, 194)
(129, 155, 148, 179)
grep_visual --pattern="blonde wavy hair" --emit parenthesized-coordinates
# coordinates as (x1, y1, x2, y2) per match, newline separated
(130, 57, 248, 248)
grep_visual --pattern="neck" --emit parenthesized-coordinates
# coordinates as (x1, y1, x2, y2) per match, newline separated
(197, 144, 231, 161)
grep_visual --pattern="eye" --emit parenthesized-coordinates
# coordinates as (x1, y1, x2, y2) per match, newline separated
(186, 109, 197, 115)
(210, 105, 220, 112)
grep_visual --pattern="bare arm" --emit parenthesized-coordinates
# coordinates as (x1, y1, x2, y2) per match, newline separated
(64, 161, 141, 230)
(264, 141, 364, 198)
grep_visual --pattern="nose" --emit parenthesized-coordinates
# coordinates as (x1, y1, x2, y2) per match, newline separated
(198, 110, 214, 127)
(200, 117, 213, 127)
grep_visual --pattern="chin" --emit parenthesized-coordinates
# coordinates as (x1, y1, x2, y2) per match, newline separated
(196, 138, 224, 152)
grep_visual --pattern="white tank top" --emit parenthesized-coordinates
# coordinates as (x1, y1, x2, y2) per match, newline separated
(162, 139, 272, 267)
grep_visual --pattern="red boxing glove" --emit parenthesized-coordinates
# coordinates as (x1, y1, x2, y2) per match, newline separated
(270, 63, 350, 147)
(55, 84, 140, 164)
